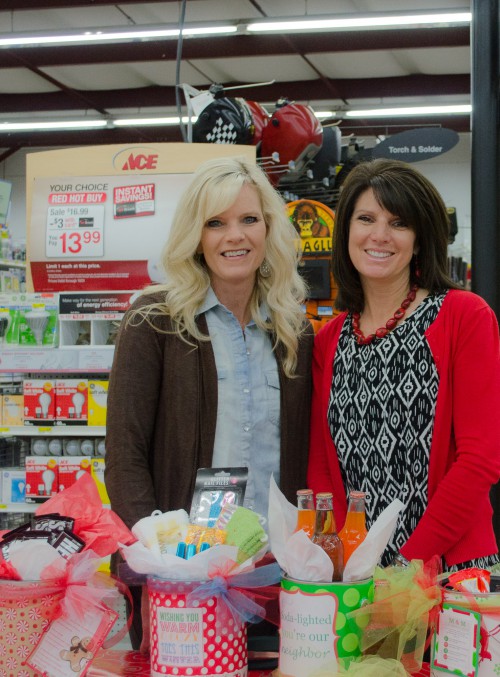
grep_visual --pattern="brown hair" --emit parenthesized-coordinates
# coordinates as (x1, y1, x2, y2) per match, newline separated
(332, 158, 458, 312)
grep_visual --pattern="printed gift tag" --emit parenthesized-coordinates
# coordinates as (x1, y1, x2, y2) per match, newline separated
(26, 602, 117, 677)
(432, 603, 481, 677)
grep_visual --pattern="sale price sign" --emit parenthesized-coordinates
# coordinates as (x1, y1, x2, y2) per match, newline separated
(46, 192, 105, 258)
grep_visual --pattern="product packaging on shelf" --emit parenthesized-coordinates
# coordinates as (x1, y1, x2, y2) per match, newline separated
(25, 456, 59, 501)
(0, 292, 59, 348)
(88, 379, 108, 425)
(2, 391, 24, 425)
(1, 468, 26, 503)
(91, 457, 110, 505)
(58, 456, 92, 491)
(55, 378, 88, 424)
(23, 378, 56, 425)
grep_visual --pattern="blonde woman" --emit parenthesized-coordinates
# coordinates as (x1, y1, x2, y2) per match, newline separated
(105, 156, 313, 650)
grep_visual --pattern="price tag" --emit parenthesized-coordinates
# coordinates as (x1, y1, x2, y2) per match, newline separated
(37, 427, 54, 434)
(45, 193, 105, 258)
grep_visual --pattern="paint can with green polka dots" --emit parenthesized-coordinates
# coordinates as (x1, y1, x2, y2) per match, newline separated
(279, 576, 374, 677)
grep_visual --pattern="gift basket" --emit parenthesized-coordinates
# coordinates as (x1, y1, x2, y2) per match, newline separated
(0, 472, 135, 677)
(267, 478, 442, 677)
(118, 467, 282, 677)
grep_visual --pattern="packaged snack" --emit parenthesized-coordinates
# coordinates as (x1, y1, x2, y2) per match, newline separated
(447, 567, 491, 593)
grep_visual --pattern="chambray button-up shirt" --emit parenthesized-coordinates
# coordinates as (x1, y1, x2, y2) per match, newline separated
(197, 288, 280, 520)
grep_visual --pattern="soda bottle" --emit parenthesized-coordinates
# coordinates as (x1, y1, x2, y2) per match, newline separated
(294, 489, 315, 538)
(312, 492, 344, 581)
(339, 490, 368, 566)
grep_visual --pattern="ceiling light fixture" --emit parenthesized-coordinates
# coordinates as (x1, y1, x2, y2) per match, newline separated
(344, 104, 472, 118)
(246, 12, 471, 33)
(0, 120, 109, 131)
(113, 116, 196, 127)
(0, 24, 237, 48)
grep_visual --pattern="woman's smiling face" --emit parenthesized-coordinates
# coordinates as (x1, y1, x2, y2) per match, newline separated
(348, 187, 417, 286)
(199, 183, 267, 295)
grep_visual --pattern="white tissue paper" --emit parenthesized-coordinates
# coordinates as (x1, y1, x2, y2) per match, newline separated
(8, 540, 65, 580)
(268, 476, 405, 583)
(342, 498, 404, 581)
(119, 539, 246, 581)
(268, 476, 334, 582)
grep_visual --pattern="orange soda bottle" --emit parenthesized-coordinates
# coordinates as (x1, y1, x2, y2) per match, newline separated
(294, 489, 315, 538)
(339, 490, 368, 566)
(312, 492, 344, 581)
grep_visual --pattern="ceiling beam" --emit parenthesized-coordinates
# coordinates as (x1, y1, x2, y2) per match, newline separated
(0, 27, 469, 69)
(0, 0, 171, 8)
(0, 75, 470, 114)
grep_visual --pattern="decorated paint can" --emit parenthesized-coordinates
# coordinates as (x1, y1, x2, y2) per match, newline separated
(148, 577, 248, 677)
(279, 576, 374, 677)
(431, 588, 500, 677)
(0, 578, 65, 676)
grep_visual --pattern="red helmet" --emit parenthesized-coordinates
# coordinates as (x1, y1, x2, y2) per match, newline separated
(245, 100, 269, 147)
(260, 100, 323, 185)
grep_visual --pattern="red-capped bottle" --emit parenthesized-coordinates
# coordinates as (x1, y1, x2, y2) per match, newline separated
(312, 492, 344, 581)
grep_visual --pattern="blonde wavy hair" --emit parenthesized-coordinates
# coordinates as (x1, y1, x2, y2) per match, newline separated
(133, 155, 308, 376)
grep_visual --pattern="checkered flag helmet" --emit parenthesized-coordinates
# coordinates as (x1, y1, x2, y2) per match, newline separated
(192, 96, 253, 144)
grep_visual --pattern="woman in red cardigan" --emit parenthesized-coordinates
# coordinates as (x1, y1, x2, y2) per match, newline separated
(307, 158, 500, 570)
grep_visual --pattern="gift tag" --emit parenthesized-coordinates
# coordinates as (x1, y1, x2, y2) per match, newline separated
(432, 602, 481, 677)
(26, 601, 117, 677)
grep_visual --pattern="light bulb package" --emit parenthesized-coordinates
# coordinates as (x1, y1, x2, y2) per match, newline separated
(1, 469, 26, 503)
(2, 392, 24, 425)
(23, 379, 55, 425)
(57, 456, 92, 492)
(54, 379, 88, 425)
(25, 456, 59, 502)
(88, 379, 108, 426)
(0, 292, 59, 348)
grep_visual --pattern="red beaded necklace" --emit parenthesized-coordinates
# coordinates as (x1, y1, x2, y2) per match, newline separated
(352, 284, 419, 345)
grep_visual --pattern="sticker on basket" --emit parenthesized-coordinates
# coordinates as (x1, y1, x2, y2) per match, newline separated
(432, 602, 480, 677)
(26, 601, 117, 677)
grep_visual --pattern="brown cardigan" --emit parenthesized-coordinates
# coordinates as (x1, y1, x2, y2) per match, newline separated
(104, 293, 314, 530)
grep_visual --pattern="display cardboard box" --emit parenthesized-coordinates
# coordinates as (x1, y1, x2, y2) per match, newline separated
(58, 456, 92, 491)
(91, 457, 110, 505)
(23, 379, 56, 425)
(1, 469, 26, 503)
(55, 378, 88, 424)
(2, 393, 24, 426)
(88, 380, 108, 426)
(25, 456, 58, 501)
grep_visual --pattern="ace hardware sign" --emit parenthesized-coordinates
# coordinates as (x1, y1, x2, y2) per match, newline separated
(27, 143, 255, 293)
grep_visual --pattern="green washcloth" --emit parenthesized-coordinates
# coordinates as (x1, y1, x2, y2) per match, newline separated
(224, 506, 267, 562)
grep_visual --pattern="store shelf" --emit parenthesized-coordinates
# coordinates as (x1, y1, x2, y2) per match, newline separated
(0, 346, 114, 372)
(0, 502, 37, 513)
(0, 259, 26, 270)
(0, 425, 106, 436)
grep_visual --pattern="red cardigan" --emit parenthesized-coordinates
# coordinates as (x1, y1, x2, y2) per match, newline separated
(307, 290, 500, 566)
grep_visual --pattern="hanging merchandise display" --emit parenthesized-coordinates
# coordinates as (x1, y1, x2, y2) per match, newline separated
(260, 99, 323, 186)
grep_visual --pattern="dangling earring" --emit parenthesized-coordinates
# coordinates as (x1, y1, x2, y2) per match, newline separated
(259, 259, 271, 278)
(413, 254, 421, 280)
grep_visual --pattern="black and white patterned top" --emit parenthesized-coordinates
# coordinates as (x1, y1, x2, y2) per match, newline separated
(328, 292, 499, 570)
